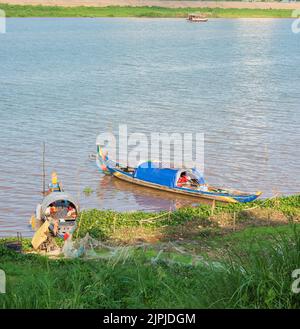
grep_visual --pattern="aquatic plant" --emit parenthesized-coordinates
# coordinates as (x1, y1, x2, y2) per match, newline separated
(83, 187, 94, 197)
(75, 195, 300, 241)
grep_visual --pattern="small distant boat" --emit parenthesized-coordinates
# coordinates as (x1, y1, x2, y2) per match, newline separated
(96, 147, 262, 204)
(187, 13, 208, 22)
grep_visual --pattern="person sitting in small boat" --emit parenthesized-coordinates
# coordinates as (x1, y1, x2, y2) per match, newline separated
(67, 205, 77, 219)
(45, 203, 58, 217)
(177, 172, 190, 187)
(48, 172, 62, 192)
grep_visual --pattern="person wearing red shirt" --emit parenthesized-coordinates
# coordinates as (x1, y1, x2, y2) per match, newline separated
(67, 205, 77, 219)
(177, 172, 189, 187)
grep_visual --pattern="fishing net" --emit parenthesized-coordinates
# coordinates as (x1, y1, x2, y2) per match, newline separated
(60, 233, 224, 270)
(62, 233, 134, 262)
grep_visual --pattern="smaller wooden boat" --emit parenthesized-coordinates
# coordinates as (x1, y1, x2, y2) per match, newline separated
(31, 175, 79, 249)
(35, 191, 79, 239)
(96, 147, 262, 204)
(187, 13, 208, 22)
(31, 190, 79, 249)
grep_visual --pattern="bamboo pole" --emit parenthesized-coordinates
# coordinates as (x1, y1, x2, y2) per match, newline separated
(211, 199, 216, 216)
(42, 142, 46, 196)
(233, 212, 236, 231)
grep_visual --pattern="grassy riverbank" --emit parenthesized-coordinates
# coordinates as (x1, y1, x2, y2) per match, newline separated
(0, 4, 293, 18)
(0, 195, 299, 308)
(75, 194, 300, 244)
(1, 225, 300, 308)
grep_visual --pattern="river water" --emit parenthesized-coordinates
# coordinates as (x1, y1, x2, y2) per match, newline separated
(0, 18, 299, 236)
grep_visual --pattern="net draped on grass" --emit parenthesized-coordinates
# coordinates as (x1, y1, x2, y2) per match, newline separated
(1, 223, 300, 308)
(0, 195, 299, 308)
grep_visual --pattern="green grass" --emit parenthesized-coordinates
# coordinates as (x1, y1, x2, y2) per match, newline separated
(1, 195, 299, 308)
(1, 224, 300, 308)
(75, 194, 300, 241)
(0, 4, 294, 18)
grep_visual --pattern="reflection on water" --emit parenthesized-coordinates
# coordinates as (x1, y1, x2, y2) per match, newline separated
(96, 175, 211, 212)
(0, 18, 299, 236)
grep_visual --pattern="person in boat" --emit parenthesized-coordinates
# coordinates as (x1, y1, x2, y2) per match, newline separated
(67, 205, 77, 219)
(45, 203, 58, 217)
(48, 172, 62, 192)
(177, 172, 190, 187)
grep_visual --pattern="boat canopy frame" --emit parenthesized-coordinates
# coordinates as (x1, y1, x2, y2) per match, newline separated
(40, 192, 79, 214)
(175, 168, 206, 187)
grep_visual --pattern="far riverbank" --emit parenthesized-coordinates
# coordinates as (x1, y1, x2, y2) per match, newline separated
(0, 3, 297, 18)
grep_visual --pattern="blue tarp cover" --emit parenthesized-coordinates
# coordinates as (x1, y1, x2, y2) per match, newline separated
(134, 162, 178, 188)
(134, 161, 205, 188)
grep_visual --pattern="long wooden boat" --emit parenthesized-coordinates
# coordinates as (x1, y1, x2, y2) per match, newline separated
(96, 147, 262, 204)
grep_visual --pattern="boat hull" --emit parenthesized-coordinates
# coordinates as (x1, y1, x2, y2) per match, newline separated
(187, 18, 208, 22)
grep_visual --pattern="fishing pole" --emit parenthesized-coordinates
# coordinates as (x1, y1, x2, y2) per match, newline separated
(42, 141, 46, 196)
